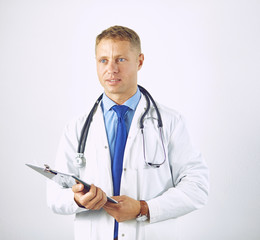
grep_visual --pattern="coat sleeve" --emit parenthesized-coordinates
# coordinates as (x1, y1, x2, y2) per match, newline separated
(147, 115, 209, 223)
(46, 118, 87, 215)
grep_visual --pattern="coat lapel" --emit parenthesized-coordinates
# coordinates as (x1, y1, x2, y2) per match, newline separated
(124, 94, 147, 158)
(88, 103, 114, 195)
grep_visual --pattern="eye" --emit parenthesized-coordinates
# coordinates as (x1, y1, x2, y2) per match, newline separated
(118, 58, 125, 62)
(100, 59, 107, 64)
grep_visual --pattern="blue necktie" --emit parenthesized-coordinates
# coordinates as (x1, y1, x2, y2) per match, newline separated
(112, 105, 129, 239)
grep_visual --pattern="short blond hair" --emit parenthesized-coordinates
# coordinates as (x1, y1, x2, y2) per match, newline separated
(95, 25, 141, 53)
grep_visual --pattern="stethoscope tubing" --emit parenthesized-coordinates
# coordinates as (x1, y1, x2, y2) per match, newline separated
(77, 94, 103, 154)
(138, 85, 163, 129)
(76, 85, 166, 168)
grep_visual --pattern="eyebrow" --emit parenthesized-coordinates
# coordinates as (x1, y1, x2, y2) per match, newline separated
(97, 54, 126, 59)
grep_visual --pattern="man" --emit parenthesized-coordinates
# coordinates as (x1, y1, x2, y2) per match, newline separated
(47, 26, 209, 240)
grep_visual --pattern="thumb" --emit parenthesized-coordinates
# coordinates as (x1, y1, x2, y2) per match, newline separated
(72, 183, 85, 193)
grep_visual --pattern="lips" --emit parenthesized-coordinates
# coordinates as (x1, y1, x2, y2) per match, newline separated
(106, 78, 121, 84)
(107, 78, 120, 81)
(108, 79, 120, 82)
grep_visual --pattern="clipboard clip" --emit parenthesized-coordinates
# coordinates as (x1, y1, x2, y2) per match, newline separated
(44, 164, 57, 175)
(44, 164, 50, 171)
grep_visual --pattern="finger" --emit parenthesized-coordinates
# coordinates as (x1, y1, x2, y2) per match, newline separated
(72, 183, 85, 193)
(104, 200, 117, 209)
(91, 188, 106, 209)
(87, 184, 97, 200)
(91, 190, 107, 210)
(103, 202, 121, 220)
(111, 196, 122, 202)
(84, 187, 104, 209)
(79, 184, 97, 207)
(104, 199, 121, 213)
(104, 196, 123, 207)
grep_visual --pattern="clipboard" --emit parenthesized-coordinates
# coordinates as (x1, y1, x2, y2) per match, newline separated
(26, 163, 118, 204)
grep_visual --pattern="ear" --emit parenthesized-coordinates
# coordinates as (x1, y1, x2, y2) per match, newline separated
(137, 53, 144, 70)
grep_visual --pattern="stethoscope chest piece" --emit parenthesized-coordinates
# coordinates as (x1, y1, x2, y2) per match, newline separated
(74, 153, 86, 168)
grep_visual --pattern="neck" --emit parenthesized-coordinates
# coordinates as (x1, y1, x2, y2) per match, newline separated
(106, 87, 138, 105)
(109, 94, 132, 105)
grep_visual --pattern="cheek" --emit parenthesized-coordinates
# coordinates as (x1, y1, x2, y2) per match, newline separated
(97, 65, 105, 77)
(121, 64, 137, 76)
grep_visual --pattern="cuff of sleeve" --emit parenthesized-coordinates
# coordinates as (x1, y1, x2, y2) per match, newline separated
(73, 200, 88, 214)
(146, 198, 160, 223)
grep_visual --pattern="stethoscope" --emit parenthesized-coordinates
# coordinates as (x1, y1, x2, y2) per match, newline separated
(74, 85, 166, 169)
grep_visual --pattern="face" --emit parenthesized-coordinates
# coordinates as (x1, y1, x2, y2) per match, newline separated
(96, 39, 144, 104)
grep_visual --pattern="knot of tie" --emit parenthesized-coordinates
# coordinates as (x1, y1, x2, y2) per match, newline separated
(112, 105, 129, 120)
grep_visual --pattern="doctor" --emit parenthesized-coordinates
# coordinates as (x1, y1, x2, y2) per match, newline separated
(47, 26, 209, 240)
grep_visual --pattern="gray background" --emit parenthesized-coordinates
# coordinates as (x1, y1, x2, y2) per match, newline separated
(1, 0, 259, 239)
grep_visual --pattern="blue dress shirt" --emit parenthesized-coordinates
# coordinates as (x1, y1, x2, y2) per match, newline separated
(101, 87, 141, 160)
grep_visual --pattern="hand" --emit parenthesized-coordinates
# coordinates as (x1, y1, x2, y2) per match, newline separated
(72, 183, 107, 210)
(103, 195, 141, 222)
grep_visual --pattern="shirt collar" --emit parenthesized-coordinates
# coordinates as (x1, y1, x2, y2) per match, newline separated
(102, 87, 141, 114)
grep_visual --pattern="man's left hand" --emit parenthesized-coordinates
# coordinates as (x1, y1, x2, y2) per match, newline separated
(103, 195, 140, 222)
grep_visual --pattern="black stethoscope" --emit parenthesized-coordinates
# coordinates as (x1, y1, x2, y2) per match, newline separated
(74, 85, 166, 169)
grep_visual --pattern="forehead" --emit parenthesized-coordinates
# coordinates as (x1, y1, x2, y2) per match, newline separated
(96, 39, 136, 57)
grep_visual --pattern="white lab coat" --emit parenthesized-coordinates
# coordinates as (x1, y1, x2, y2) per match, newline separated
(47, 94, 209, 240)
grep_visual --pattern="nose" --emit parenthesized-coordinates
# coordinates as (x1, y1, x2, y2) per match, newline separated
(107, 61, 119, 74)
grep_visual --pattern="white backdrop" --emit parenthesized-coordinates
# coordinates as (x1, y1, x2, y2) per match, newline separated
(1, 0, 259, 239)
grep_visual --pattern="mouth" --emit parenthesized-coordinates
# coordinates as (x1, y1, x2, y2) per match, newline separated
(106, 79, 121, 84)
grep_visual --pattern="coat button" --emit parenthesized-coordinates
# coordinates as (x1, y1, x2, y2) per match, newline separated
(123, 168, 126, 171)
(104, 146, 108, 149)
(122, 233, 125, 237)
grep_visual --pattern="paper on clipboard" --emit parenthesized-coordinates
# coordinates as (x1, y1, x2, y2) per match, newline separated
(26, 163, 118, 204)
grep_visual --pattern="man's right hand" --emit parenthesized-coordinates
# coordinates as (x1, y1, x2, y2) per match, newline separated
(72, 183, 107, 210)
